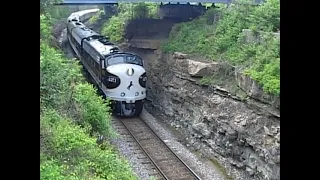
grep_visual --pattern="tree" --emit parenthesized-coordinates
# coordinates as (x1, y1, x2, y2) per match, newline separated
(40, 0, 62, 14)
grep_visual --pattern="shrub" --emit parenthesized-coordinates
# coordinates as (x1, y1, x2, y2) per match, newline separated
(40, 14, 53, 40)
(73, 83, 113, 136)
(101, 15, 127, 42)
(162, 0, 280, 95)
(101, 3, 158, 43)
(40, 110, 137, 180)
(40, 12, 137, 179)
(89, 10, 104, 24)
(40, 155, 65, 180)
(40, 0, 62, 14)
(40, 41, 83, 111)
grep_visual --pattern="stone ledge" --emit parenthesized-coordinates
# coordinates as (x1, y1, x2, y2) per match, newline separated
(235, 71, 280, 110)
(171, 51, 280, 114)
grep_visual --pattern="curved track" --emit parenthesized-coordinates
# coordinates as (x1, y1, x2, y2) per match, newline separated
(113, 117, 202, 180)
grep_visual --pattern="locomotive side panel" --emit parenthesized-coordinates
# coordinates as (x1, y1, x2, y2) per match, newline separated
(82, 40, 104, 81)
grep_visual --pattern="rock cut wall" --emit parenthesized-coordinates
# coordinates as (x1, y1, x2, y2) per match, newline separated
(132, 47, 280, 180)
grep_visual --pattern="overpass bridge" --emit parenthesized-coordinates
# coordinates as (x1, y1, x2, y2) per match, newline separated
(59, 0, 237, 5)
(58, 0, 264, 21)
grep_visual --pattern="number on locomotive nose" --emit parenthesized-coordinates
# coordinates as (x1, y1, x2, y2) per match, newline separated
(108, 77, 117, 83)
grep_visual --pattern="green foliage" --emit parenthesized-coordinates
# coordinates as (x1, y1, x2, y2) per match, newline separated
(161, 18, 216, 58)
(133, 3, 149, 19)
(247, 0, 280, 32)
(148, 176, 157, 180)
(162, 0, 280, 95)
(89, 10, 104, 24)
(101, 15, 126, 42)
(73, 83, 113, 136)
(227, 32, 280, 95)
(40, 14, 53, 40)
(40, 41, 82, 110)
(245, 60, 280, 95)
(47, 6, 79, 21)
(101, 3, 158, 43)
(40, 12, 137, 179)
(40, 110, 137, 180)
(242, 35, 280, 95)
(40, 155, 65, 180)
(40, 25, 113, 136)
(199, 76, 214, 86)
(133, 2, 158, 19)
(40, 0, 62, 14)
(213, 3, 255, 53)
(145, 3, 158, 19)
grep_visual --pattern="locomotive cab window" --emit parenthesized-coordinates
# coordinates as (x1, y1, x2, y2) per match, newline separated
(107, 54, 143, 66)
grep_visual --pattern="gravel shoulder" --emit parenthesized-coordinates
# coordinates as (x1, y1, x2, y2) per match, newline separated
(140, 109, 228, 180)
(108, 109, 229, 180)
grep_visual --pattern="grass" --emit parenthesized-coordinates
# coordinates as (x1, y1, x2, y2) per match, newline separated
(161, 0, 280, 96)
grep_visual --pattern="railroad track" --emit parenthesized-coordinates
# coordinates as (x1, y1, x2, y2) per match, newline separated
(112, 117, 201, 180)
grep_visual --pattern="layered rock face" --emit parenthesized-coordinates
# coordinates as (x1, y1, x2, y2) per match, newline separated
(132, 48, 280, 180)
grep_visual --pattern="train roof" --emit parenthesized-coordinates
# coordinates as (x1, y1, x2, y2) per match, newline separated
(67, 19, 141, 60)
(71, 22, 100, 39)
(67, 8, 99, 22)
(85, 36, 119, 56)
(74, 9, 99, 16)
(83, 36, 140, 59)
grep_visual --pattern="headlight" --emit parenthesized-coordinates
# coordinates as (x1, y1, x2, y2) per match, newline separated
(139, 73, 147, 88)
(127, 68, 134, 76)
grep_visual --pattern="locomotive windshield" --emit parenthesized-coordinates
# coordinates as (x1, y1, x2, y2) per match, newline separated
(107, 54, 143, 66)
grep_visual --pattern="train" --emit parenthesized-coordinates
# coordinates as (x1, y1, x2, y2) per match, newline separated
(66, 9, 147, 117)
(67, 8, 100, 23)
